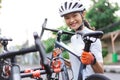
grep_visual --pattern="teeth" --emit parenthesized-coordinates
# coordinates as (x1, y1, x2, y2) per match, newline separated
(71, 23, 76, 27)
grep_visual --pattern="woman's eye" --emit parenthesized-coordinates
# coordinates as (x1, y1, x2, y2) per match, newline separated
(73, 14, 77, 17)
(64, 17, 69, 20)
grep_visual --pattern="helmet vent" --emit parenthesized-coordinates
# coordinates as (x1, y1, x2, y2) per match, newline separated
(65, 2, 67, 9)
(72, 2, 78, 8)
(78, 4, 82, 8)
(69, 2, 72, 9)
(61, 6, 64, 11)
(59, 9, 62, 12)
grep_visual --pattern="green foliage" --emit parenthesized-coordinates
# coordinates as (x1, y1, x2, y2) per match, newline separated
(42, 38, 55, 53)
(62, 50, 69, 59)
(58, 27, 72, 41)
(113, 25, 120, 31)
(86, 0, 120, 30)
(102, 48, 108, 58)
(53, 25, 73, 41)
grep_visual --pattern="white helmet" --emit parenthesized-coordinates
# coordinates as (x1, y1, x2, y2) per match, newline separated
(59, 0, 86, 17)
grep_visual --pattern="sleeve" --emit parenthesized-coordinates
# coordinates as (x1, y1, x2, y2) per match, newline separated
(90, 39, 103, 63)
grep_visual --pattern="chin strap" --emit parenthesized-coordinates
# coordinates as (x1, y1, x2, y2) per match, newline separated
(76, 23, 83, 31)
(76, 12, 85, 31)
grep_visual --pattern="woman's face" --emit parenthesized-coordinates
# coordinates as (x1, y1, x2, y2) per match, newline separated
(64, 12, 83, 31)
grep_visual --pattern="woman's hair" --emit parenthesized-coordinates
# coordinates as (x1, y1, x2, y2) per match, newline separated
(83, 19, 95, 30)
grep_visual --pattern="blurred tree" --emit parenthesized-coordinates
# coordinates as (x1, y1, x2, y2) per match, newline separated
(86, 0, 120, 33)
(0, 0, 2, 8)
(42, 37, 55, 53)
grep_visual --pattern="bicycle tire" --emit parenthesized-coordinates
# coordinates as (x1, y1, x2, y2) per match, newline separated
(85, 73, 110, 80)
(0, 61, 8, 80)
(61, 65, 69, 80)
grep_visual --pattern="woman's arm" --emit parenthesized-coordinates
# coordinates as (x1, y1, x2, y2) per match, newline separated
(91, 61, 104, 73)
(90, 38, 104, 73)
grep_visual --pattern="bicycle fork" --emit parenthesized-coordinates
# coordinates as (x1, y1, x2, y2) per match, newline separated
(9, 65, 21, 80)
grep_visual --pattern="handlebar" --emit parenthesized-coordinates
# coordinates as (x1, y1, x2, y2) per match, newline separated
(0, 37, 12, 42)
(0, 37, 13, 51)
(44, 28, 75, 35)
(39, 18, 74, 40)
(0, 46, 37, 59)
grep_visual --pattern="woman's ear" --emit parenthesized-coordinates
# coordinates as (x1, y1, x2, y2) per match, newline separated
(82, 11, 86, 17)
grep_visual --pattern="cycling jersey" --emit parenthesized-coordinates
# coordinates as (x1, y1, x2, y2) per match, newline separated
(69, 27, 103, 80)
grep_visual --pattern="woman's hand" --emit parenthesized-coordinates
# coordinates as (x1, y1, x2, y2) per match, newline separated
(80, 51, 96, 65)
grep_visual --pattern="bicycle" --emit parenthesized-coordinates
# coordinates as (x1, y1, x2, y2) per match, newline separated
(0, 19, 71, 80)
(0, 19, 53, 80)
(15, 19, 73, 80)
(0, 18, 110, 80)
(0, 37, 13, 80)
(39, 18, 110, 80)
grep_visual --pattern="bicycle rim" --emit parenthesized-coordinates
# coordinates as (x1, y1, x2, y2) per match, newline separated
(61, 65, 69, 80)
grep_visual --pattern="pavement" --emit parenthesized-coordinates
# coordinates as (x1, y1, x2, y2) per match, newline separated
(104, 64, 120, 73)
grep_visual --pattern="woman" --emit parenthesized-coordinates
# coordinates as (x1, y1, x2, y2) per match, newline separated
(59, 0, 104, 80)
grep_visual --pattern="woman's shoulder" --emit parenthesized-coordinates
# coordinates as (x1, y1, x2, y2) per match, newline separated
(83, 27, 94, 33)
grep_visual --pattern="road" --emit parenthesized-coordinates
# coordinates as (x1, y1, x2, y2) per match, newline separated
(104, 73, 120, 80)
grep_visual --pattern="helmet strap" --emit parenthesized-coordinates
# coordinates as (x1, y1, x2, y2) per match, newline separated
(76, 22, 84, 31)
(76, 13, 84, 31)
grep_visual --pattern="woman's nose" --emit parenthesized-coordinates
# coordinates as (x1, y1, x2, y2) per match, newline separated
(69, 17, 74, 22)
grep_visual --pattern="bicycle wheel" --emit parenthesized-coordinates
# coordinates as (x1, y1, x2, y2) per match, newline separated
(85, 73, 110, 80)
(61, 65, 69, 80)
(0, 60, 9, 80)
